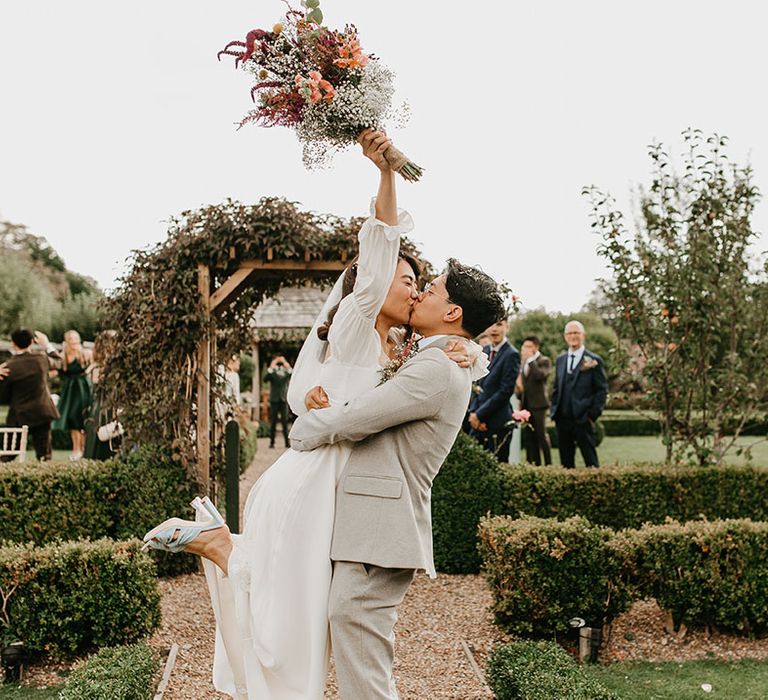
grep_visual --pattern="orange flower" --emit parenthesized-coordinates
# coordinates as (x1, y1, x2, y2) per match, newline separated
(334, 37, 369, 70)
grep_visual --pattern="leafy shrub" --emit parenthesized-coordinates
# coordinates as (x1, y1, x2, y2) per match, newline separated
(614, 518, 768, 634)
(436, 441, 768, 575)
(0, 539, 160, 657)
(431, 433, 505, 573)
(478, 515, 631, 637)
(0, 446, 197, 576)
(239, 422, 259, 473)
(487, 641, 619, 700)
(501, 463, 768, 530)
(599, 413, 660, 437)
(59, 642, 158, 699)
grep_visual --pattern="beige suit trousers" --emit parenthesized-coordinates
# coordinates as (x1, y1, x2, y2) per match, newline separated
(329, 561, 416, 700)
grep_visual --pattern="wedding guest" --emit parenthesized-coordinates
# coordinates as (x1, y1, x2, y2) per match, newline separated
(466, 317, 520, 462)
(52, 330, 92, 461)
(476, 332, 491, 348)
(515, 335, 552, 465)
(215, 353, 243, 423)
(224, 354, 242, 407)
(0, 329, 60, 461)
(84, 330, 119, 460)
(550, 320, 608, 468)
(264, 355, 292, 448)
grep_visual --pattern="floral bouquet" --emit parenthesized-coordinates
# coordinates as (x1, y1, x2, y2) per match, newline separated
(218, 0, 423, 181)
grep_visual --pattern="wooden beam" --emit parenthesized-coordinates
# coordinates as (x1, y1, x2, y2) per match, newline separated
(209, 267, 254, 313)
(196, 264, 211, 494)
(237, 260, 348, 271)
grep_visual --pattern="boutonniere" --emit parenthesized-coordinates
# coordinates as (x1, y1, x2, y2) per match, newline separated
(581, 357, 598, 372)
(378, 335, 420, 384)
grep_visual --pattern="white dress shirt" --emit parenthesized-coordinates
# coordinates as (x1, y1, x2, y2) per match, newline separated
(566, 345, 585, 373)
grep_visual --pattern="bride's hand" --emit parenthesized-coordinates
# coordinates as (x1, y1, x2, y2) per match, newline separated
(442, 339, 473, 368)
(358, 128, 392, 173)
(305, 385, 330, 410)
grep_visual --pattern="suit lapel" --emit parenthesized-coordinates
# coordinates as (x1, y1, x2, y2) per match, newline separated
(569, 350, 590, 384)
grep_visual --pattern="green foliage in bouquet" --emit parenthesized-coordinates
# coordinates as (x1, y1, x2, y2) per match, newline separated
(586, 130, 768, 465)
(59, 642, 158, 700)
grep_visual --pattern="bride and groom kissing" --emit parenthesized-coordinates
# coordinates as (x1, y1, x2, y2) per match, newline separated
(142, 129, 507, 699)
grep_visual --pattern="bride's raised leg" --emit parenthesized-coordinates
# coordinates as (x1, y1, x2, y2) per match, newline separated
(142, 498, 233, 575)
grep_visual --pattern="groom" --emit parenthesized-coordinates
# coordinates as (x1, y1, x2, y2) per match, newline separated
(290, 259, 505, 699)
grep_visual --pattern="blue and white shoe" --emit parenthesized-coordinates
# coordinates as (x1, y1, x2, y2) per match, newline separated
(142, 498, 225, 553)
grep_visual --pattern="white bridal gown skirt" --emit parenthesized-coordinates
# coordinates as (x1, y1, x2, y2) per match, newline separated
(201, 441, 352, 700)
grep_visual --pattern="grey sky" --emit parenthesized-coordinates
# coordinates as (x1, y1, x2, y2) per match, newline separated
(1, 1, 766, 312)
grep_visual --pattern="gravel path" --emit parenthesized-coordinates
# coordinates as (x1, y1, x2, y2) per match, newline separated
(149, 438, 502, 699)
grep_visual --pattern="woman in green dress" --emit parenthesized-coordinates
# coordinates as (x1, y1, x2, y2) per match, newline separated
(53, 330, 92, 460)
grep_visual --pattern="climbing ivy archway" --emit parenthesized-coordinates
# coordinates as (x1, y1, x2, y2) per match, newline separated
(102, 196, 427, 490)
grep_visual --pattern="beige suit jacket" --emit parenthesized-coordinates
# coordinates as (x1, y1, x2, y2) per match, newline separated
(289, 336, 472, 577)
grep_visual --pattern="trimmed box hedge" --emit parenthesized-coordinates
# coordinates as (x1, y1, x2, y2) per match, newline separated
(59, 642, 158, 700)
(480, 515, 768, 637)
(0, 539, 160, 657)
(432, 433, 505, 574)
(488, 641, 619, 700)
(59, 642, 160, 700)
(0, 445, 197, 576)
(431, 434, 768, 575)
(613, 518, 768, 634)
(478, 515, 632, 636)
(501, 463, 768, 530)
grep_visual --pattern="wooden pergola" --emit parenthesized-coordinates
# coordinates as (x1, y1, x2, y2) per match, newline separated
(196, 251, 347, 492)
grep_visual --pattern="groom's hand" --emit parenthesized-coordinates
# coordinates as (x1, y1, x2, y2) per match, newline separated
(305, 385, 330, 410)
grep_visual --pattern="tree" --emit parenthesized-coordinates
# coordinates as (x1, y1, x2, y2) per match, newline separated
(585, 130, 768, 465)
(0, 252, 58, 335)
(0, 219, 103, 340)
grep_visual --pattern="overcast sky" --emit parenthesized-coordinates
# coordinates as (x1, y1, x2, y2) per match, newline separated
(1, 1, 766, 313)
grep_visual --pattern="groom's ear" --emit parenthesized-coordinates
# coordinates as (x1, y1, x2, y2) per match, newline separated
(444, 305, 463, 325)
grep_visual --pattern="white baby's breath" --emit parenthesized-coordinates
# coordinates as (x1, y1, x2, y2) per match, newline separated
(297, 61, 405, 169)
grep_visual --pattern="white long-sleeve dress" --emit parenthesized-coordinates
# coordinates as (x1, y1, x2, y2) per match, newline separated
(201, 201, 413, 699)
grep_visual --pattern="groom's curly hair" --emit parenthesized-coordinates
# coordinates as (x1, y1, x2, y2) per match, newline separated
(444, 259, 506, 338)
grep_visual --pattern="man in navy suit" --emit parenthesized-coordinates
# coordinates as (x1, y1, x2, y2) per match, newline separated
(550, 320, 608, 467)
(466, 317, 520, 462)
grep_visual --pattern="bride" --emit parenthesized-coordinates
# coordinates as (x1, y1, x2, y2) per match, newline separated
(143, 129, 488, 699)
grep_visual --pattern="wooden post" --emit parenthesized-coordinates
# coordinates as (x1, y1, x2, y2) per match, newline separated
(251, 342, 260, 422)
(197, 264, 211, 494)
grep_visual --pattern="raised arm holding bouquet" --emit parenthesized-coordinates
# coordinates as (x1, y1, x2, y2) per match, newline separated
(218, 0, 424, 181)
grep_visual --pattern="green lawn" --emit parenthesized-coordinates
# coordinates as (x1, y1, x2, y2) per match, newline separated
(591, 659, 768, 699)
(548, 435, 768, 467)
(0, 687, 60, 700)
